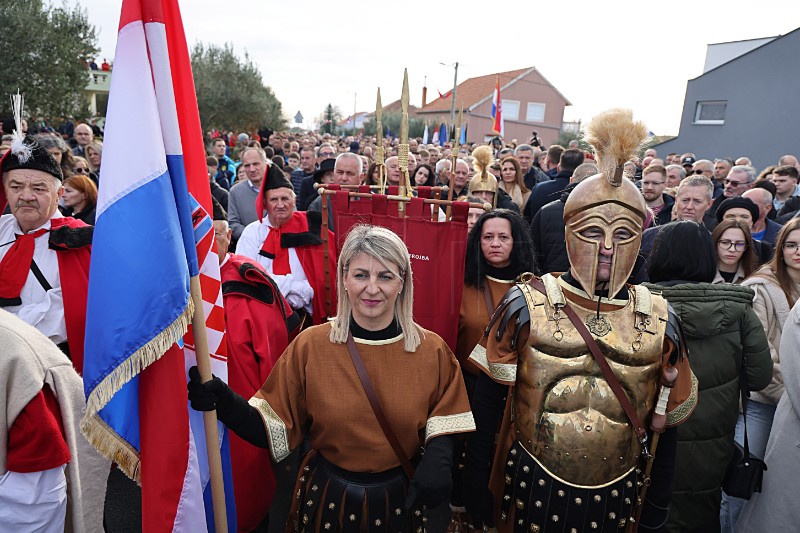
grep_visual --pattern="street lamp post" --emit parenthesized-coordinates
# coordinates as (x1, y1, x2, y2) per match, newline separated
(440, 61, 459, 125)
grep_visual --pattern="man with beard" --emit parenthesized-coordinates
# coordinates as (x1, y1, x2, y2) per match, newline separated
(641, 164, 674, 226)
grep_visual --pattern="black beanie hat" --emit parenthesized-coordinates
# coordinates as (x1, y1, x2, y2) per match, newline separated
(263, 163, 293, 191)
(1, 135, 63, 182)
(716, 196, 760, 223)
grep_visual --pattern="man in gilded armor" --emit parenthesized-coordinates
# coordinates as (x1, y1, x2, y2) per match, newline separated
(463, 109, 698, 533)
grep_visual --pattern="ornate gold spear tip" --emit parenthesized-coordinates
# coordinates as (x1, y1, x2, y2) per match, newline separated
(376, 88, 382, 124)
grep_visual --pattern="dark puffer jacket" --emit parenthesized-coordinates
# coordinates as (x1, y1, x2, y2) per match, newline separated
(642, 282, 772, 533)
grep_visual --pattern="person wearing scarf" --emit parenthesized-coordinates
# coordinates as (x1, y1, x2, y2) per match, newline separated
(235, 162, 337, 325)
(0, 135, 91, 373)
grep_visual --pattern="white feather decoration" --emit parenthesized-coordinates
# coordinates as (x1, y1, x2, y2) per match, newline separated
(9, 91, 31, 163)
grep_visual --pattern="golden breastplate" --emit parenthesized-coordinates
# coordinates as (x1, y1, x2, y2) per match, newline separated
(514, 275, 667, 487)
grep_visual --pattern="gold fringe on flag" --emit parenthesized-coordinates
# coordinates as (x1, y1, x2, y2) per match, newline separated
(80, 298, 194, 482)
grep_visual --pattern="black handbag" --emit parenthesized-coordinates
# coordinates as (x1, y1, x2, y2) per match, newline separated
(721, 317, 768, 499)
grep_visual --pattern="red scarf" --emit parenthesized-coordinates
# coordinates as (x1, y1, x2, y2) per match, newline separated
(0, 228, 49, 305)
(258, 212, 311, 276)
(260, 225, 291, 275)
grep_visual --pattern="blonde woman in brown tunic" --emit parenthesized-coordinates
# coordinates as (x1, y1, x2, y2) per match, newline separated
(189, 225, 475, 532)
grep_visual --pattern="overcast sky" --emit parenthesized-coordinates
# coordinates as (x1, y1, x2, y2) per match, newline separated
(75, 0, 796, 135)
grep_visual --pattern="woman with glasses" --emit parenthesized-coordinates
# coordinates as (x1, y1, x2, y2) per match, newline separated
(645, 221, 772, 533)
(722, 217, 800, 531)
(712, 219, 757, 284)
(71, 156, 98, 186)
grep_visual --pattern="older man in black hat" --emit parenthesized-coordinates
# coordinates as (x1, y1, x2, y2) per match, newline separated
(235, 165, 338, 325)
(0, 134, 92, 373)
(297, 157, 335, 211)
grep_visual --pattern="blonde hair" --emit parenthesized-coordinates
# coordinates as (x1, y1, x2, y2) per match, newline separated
(329, 225, 423, 351)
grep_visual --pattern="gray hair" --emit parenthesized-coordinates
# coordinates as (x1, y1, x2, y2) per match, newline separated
(677, 175, 714, 201)
(729, 165, 756, 183)
(329, 225, 422, 351)
(33, 133, 69, 153)
(514, 144, 534, 155)
(240, 145, 267, 162)
(693, 159, 713, 172)
(435, 158, 451, 175)
(335, 152, 363, 175)
(666, 164, 687, 180)
(571, 162, 599, 183)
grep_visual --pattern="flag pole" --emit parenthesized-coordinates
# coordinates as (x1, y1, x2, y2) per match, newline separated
(190, 275, 229, 533)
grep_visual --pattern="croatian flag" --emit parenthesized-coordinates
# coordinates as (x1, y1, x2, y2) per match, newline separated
(81, 0, 236, 531)
(491, 76, 504, 137)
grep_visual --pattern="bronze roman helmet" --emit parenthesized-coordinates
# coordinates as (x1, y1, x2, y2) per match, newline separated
(563, 109, 649, 297)
(468, 145, 498, 208)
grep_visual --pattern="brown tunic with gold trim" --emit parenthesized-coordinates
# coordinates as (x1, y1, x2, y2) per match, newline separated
(250, 322, 475, 471)
(456, 277, 517, 376)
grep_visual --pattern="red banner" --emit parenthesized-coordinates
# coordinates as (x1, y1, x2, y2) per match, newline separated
(330, 191, 468, 351)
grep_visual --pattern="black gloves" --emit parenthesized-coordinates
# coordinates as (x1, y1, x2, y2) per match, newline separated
(404, 434, 455, 510)
(462, 372, 508, 528)
(187, 366, 269, 448)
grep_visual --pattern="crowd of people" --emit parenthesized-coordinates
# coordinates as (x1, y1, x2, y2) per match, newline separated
(2, 109, 800, 533)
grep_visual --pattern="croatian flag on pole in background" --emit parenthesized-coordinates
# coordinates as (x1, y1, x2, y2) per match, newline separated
(80, 0, 236, 531)
(491, 76, 504, 137)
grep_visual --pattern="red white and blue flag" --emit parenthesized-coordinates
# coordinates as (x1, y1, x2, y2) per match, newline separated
(81, 0, 236, 531)
(491, 76, 504, 137)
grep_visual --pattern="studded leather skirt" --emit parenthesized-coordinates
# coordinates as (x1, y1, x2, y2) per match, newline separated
(289, 451, 425, 533)
(498, 441, 638, 533)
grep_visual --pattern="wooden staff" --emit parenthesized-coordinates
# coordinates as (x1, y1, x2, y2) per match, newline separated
(315, 183, 446, 194)
(375, 89, 387, 194)
(445, 104, 463, 220)
(320, 192, 332, 318)
(628, 367, 677, 533)
(190, 275, 228, 533)
(318, 188, 490, 212)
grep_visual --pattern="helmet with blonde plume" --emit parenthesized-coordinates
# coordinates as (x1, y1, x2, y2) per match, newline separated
(562, 109, 649, 297)
(468, 145, 498, 208)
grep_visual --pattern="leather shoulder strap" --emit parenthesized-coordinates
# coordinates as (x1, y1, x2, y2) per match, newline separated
(346, 333, 416, 478)
(530, 278, 648, 442)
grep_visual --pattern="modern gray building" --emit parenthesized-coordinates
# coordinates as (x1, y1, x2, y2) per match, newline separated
(654, 27, 800, 171)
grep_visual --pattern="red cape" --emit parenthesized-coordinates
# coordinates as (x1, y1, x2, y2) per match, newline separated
(221, 254, 299, 531)
(49, 217, 91, 374)
(262, 211, 338, 324)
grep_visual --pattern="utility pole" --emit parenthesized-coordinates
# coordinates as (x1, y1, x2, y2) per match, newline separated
(450, 62, 459, 126)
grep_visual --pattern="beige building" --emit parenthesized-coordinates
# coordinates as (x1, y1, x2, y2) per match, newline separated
(415, 67, 570, 147)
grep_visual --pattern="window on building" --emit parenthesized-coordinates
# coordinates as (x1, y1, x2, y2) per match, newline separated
(502, 100, 519, 120)
(694, 101, 726, 125)
(526, 103, 546, 123)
